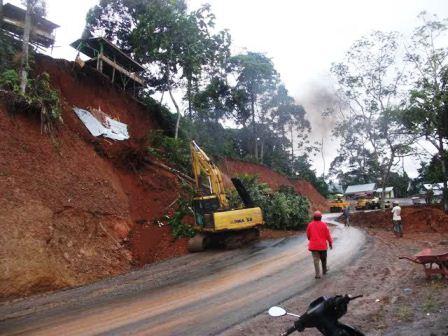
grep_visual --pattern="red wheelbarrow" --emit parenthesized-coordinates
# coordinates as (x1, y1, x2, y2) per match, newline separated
(399, 248, 448, 280)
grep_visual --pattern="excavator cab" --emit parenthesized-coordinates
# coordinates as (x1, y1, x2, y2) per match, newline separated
(192, 195, 220, 228)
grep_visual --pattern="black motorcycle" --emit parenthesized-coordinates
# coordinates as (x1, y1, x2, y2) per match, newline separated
(268, 294, 365, 336)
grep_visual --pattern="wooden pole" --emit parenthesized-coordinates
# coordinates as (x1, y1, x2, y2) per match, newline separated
(20, 0, 32, 94)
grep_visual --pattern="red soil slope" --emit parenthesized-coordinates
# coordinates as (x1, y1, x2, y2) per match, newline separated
(0, 55, 187, 300)
(349, 206, 448, 234)
(220, 159, 329, 211)
(289, 179, 330, 212)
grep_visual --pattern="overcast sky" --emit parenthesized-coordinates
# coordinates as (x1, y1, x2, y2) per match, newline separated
(7, 0, 448, 177)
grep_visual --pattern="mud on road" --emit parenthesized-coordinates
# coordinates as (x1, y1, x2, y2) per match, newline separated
(221, 224, 448, 336)
(0, 214, 447, 335)
(0, 219, 364, 336)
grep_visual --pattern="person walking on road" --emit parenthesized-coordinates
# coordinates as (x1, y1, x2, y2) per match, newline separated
(306, 211, 333, 279)
(342, 206, 350, 227)
(391, 201, 403, 237)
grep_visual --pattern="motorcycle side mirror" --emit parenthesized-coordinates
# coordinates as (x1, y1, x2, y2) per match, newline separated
(268, 306, 287, 317)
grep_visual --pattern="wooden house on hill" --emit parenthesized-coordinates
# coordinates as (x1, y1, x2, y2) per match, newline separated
(1, 3, 59, 49)
(71, 37, 145, 95)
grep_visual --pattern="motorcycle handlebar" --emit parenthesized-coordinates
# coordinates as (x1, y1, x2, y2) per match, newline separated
(280, 325, 296, 336)
(348, 294, 363, 301)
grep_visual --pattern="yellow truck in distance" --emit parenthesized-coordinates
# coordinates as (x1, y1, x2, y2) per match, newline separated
(329, 194, 350, 213)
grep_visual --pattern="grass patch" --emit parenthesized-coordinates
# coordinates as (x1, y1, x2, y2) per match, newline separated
(396, 305, 414, 321)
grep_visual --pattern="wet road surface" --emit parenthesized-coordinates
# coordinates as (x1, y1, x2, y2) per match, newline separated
(0, 214, 365, 335)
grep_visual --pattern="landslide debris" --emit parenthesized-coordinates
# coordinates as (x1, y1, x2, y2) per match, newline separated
(0, 54, 187, 300)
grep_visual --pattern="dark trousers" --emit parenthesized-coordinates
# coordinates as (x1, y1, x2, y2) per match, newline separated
(311, 250, 327, 276)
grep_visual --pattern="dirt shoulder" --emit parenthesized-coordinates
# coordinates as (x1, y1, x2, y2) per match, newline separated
(221, 219, 448, 335)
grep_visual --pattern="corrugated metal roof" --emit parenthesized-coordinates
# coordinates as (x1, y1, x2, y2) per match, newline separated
(71, 37, 144, 73)
(376, 187, 394, 193)
(423, 183, 444, 190)
(345, 183, 376, 194)
(73, 107, 129, 141)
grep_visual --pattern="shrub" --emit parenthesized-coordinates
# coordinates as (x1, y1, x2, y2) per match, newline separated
(0, 70, 62, 134)
(0, 69, 20, 92)
(0, 33, 18, 72)
(228, 175, 310, 230)
(265, 190, 310, 230)
(148, 130, 191, 173)
(160, 199, 195, 238)
(28, 72, 63, 131)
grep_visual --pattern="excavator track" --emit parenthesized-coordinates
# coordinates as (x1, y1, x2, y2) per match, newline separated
(187, 234, 208, 252)
(188, 229, 260, 252)
(222, 228, 260, 249)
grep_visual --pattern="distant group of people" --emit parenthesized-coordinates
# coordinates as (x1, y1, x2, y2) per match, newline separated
(306, 201, 403, 279)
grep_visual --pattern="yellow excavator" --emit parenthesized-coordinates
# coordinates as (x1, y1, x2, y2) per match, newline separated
(188, 140, 264, 252)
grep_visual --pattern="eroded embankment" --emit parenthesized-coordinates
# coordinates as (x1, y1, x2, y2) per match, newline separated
(0, 55, 187, 300)
(346, 206, 448, 233)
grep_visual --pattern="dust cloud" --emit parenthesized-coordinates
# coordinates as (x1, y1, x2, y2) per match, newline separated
(294, 80, 344, 176)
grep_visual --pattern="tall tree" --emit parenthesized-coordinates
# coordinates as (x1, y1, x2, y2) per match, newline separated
(83, 0, 146, 52)
(418, 152, 448, 184)
(1, 0, 4, 29)
(19, 0, 32, 94)
(403, 12, 448, 211)
(192, 77, 233, 122)
(330, 31, 416, 206)
(83, 0, 230, 139)
(19, 0, 46, 94)
(230, 52, 279, 160)
(269, 84, 310, 163)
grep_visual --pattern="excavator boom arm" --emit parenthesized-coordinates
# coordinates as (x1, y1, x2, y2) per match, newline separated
(191, 141, 229, 208)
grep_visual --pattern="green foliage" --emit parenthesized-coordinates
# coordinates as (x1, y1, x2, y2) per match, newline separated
(292, 155, 330, 197)
(148, 130, 191, 174)
(227, 174, 271, 207)
(84, 1, 313, 172)
(330, 31, 416, 197)
(402, 13, 448, 210)
(28, 72, 62, 124)
(0, 69, 20, 92)
(0, 34, 18, 72)
(162, 199, 195, 238)
(387, 171, 411, 197)
(192, 77, 233, 121)
(229, 175, 310, 230)
(267, 191, 310, 230)
(139, 93, 178, 136)
(1, 69, 62, 133)
(418, 152, 448, 184)
(229, 52, 280, 159)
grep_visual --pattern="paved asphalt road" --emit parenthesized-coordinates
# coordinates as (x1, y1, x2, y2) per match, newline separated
(0, 214, 365, 336)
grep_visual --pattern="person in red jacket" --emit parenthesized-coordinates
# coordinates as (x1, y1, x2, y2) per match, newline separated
(306, 211, 333, 279)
